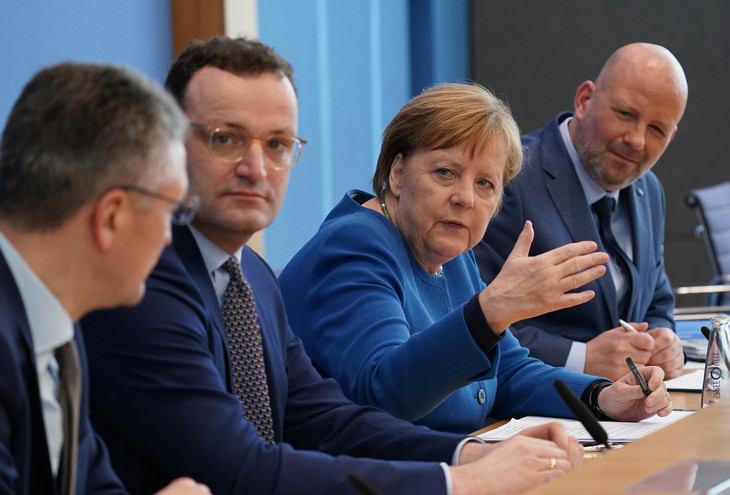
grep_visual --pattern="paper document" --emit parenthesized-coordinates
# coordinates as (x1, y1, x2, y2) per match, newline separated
(478, 410, 694, 443)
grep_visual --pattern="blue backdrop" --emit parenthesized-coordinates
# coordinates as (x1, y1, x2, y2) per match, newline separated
(0, 0, 469, 270)
(259, 0, 470, 268)
(0, 1, 172, 127)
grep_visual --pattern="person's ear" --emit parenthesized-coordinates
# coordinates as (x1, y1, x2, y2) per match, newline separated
(91, 189, 130, 252)
(669, 126, 678, 143)
(388, 154, 404, 198)
(573, 80, 596, 120)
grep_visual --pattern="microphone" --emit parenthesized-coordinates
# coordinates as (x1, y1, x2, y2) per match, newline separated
(554, 379, 611, 449)
(347, 473, 383, 495)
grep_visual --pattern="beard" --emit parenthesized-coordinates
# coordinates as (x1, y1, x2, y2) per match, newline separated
(574, 127, 647, 192)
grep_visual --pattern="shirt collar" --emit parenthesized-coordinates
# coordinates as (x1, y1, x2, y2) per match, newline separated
(559, 117, 619, 205)
(188, 226, 245, 304)
(188, 225, 243, 276)
(0, 230, 73, 354)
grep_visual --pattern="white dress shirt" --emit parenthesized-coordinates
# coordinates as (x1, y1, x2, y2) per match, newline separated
(0, 230, 73, 475)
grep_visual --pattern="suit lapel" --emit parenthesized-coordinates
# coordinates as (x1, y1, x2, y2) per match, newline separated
(172, 226, 224, 328)
(171, 226, 232, 383)
(0, 252, 36, 363)
(0, 250, 57, 492)
(623, 180, 652, 272)
(540, 119, 618, 321)
(622, 180, 652, 320)
(238, 247, 283, 439)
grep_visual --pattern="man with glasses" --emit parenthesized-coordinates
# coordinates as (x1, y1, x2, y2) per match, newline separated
(81, 36, 587, 495)
(0, 62, 209, 494)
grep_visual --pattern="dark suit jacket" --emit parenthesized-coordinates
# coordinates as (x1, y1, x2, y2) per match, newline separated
(0, 251, 126, 494)
(81, 225, 464, 495)
(474, 113, 675, 367)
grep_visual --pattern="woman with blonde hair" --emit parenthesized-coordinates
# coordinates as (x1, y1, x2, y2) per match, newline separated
(280, 82, 670, 482)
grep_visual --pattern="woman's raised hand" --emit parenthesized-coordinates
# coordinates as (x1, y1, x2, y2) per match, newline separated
(479, 221, 609, 333)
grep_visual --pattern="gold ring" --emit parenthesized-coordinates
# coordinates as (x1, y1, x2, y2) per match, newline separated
(549, 457, 557, 470)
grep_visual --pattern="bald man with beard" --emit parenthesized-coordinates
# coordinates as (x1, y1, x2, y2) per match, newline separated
(475, 43, 688, 381)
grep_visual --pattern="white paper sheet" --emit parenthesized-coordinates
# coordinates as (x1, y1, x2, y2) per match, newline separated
(477, 410, 694, 443)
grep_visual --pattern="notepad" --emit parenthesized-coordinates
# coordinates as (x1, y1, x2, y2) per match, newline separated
(478, 410, 694, 443)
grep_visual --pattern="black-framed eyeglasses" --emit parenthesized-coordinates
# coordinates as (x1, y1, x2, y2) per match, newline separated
(190, 123, 307, 171)
(121, 185, 200, 226)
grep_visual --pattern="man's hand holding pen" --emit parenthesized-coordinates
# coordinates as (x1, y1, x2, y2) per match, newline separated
(595, 364, 673, 422)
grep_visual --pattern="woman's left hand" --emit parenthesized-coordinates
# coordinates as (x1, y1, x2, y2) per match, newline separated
(596, 365, 673, 421)
(479, 221, 609, 332)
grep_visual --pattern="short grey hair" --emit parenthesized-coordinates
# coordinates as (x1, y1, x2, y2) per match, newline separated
(0, 62, 187, 231)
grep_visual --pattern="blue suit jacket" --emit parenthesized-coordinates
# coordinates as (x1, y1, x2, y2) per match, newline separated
(0, 252, 125, 494)
(81, 225, 464, 495)
(280, 191, 603, 435)
(473, 113, 675, 366)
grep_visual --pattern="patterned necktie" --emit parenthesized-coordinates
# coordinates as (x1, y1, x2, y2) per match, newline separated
(220, 256, 275, 444)
(55, 340, 81, 495)
(593, 195, 638, 319)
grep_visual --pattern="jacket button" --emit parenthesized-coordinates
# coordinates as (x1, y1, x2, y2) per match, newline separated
(477, 389, 486, 404)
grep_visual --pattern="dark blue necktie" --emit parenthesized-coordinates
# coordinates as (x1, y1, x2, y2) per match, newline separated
(593, 196, 637, 320)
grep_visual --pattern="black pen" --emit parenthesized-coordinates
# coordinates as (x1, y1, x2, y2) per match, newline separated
(348, 473, 383, 495)
(625, 357, 651, 397)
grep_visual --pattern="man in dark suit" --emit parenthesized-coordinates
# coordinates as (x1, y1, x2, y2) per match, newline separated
(0, 64, 209, 494)
(474, 43, 687, 381)
(79, 36, 616, 495)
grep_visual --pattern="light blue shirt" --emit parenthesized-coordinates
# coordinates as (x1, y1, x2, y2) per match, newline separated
(189, 226, 243, 305)
(0, 230, 73, 475)
(559, 117, 634, 372)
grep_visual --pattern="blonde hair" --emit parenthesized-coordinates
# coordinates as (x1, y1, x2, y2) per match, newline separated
(372, 82, 523, 202)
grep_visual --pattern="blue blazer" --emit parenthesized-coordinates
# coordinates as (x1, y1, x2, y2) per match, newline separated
(473, 113, 675, 367)
(280, 191, 603, 435)
(0, 252, 125, 494)
(81, 225, 464, 495)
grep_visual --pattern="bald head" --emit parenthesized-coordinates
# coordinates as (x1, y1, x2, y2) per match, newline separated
(570, 43, 688, 191)
(597, 43, 688, 119)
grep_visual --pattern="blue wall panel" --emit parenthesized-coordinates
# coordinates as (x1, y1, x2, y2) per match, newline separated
(0, 1, 173, 129)
(259, 0, 412, 269)
(0, 0, 470, 271)
(410, 0, 470, 94)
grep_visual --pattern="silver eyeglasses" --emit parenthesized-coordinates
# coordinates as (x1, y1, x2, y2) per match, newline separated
(190, 123, 307, 170)
(121, 185, 200, 225)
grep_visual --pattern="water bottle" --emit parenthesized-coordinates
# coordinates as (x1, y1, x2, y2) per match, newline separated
(701, 315, 730, 407)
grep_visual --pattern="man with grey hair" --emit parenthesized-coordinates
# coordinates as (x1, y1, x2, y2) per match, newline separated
(0, 62, 209, 495)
